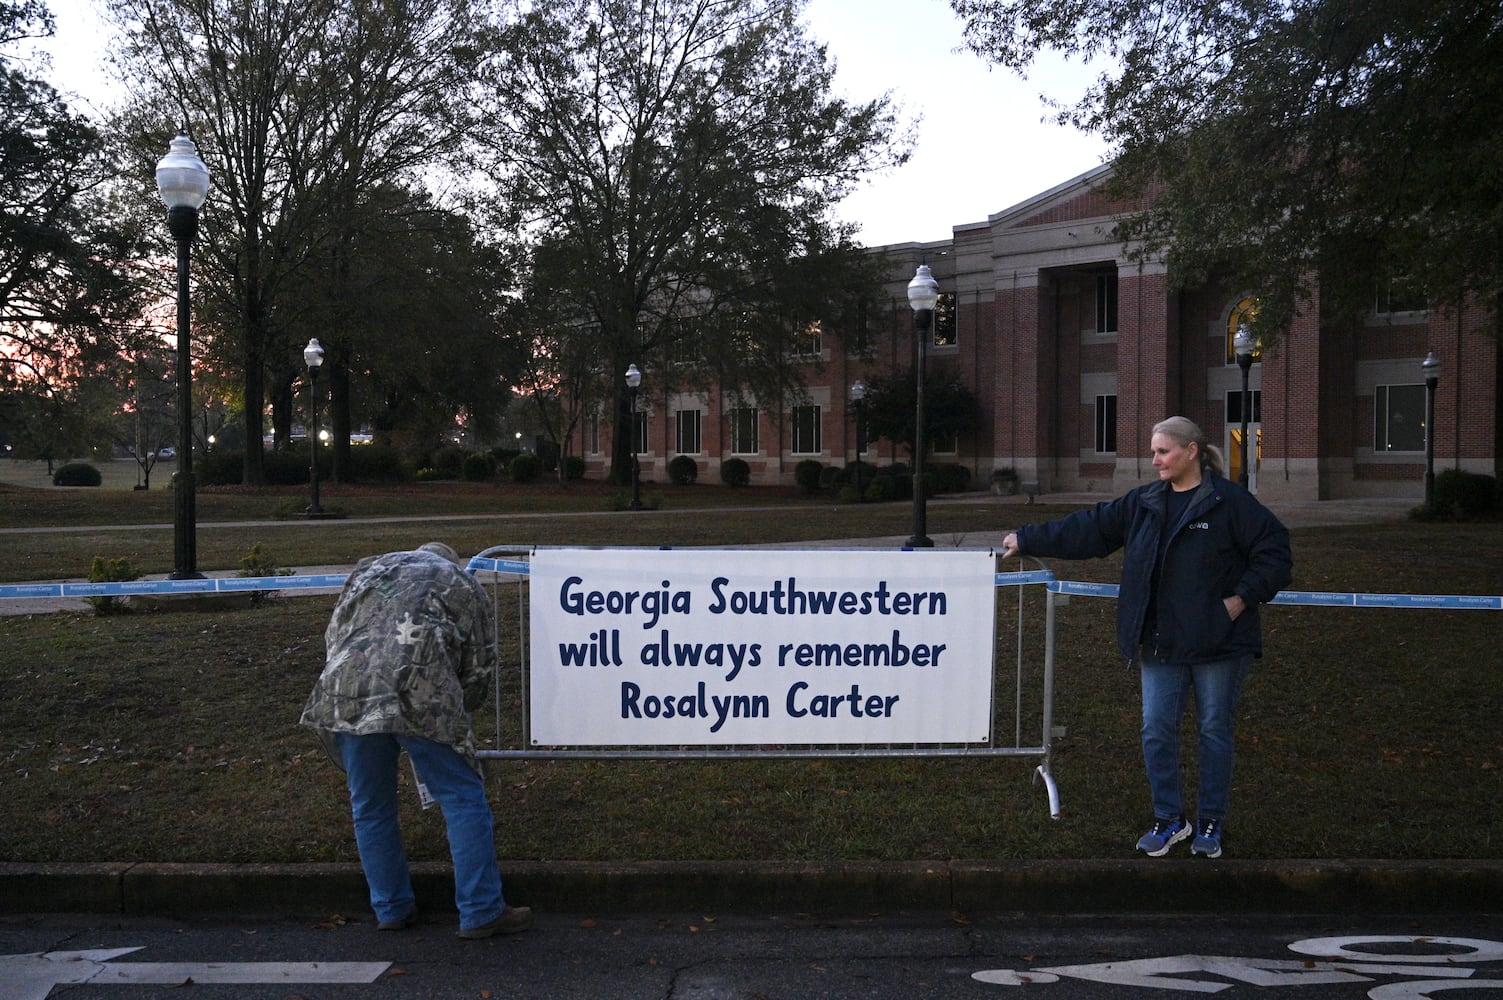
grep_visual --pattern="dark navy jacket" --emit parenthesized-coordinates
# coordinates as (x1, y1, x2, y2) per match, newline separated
(1017, 475, 1293, 665)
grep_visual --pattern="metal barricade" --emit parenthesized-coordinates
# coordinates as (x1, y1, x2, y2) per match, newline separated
(464, 545, 1065, 819)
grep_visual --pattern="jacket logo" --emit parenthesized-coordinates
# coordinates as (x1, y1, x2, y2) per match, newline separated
(1186, 521, 1211, 531)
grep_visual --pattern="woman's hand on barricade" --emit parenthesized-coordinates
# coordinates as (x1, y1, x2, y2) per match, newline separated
(1000, 532, 1020, 559)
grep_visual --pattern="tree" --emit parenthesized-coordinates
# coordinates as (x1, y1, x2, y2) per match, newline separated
(859, 368, 981, 462)
(105, 0, 487, 483)
(284, 184, 524, 457)
(477, 0, 910, 483)
(950, 0, 1503, 342)
(0, 0, 150, 456)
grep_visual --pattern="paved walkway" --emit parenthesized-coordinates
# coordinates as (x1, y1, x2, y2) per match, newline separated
(0, 494, 1413, 616)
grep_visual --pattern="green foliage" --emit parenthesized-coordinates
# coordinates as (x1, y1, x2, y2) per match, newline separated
(86, 555, 140, 615)
(667, 454, 699, 485)
(430, 444, 467, 478)
(794, 458, 824, 494)
(864, 473, 898, 503)
(236, 543, 293, 578)
(1418, 469, 1501, 520)
(197, 449, 244, 486)
(462, 451, 498, 482)
(52, 463, 102, 487)
(249, 450, 318, 486)
(236, 542, 293, 605)
(509, 452, 542, 483)
(720, 457, 751, 487)
(347, 444, 407, 482)
(859, 370, 982, 458)
(562, 455, 586, 481)
(930, 463, 972, 495)
(488, 0, 909, 486)
(952, 0, 1503, 340)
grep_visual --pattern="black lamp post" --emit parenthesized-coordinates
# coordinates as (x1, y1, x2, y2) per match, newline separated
(849, 379, 867, 499)
(156, 133, 210, 579)
(1234, 324, 1255, 488)
(1422, 350, 1441, 509)
(303, 338, 325, 516)
(906, 265, 937, 547)
(625, 363, 643, 510)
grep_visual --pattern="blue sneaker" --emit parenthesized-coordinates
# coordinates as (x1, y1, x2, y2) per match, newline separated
(1135, 816, 1190, 857)
(1191, 818, 1224, 858)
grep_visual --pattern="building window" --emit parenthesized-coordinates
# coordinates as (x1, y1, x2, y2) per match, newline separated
(1096, 274, 1118, 334)
(934, 292, 957, 347)
(791, 321, 822, 358)
(791, 404, 821, 454)
(668, 316, 701, 366)
(675, 409, 702, 454)
(1375, 275, 1427, 316)
(1094, 394, 1117, 453)
(585, 415, 600, 455)
(730, 406, 759, 454)
(846, 300, 873, 356)
(1225, 390, 1262, 425)
(1375, 384, 1426, 452)
(632, 410, 648, 455)
(931, 428, 958, 455)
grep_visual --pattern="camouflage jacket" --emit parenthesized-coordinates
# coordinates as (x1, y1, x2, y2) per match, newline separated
(299, 549, 496, 762)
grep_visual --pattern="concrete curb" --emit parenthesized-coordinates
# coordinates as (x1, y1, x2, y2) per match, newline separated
(3, 860, 1500, 917)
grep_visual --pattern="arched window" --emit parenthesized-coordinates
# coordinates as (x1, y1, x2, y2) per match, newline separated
(1225, 297, 1261, 365)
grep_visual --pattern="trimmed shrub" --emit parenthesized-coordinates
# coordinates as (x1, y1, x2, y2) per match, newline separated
(52, 463, 102, 487)
(87, 555, 139, 615)
(818, 465, 842, 492)
(347, 444, 406, 482)
(864, 474, 897, 503)
(1432, 469, 1499, 517)
(264, 449, 315, 485)
(237, 543, 293, 605)
(720, 457, 751, 487)
(509, 451, 542, 483)
(562, 455, 586, 481)
(931, 462, 972, 495)
(667, 454, 699, 485)
(462, 451, 498, 482)
(794, 459, 823, 494)
(878, 464, 912, 501)
(429, 444, 467, 478)
(198, 449, 243, 485)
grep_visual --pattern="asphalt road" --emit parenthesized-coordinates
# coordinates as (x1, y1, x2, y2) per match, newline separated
(5, 909, 1502, 1000)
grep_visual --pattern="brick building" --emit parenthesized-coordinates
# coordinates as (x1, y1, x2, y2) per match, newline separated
(576, 164, 1499, 500)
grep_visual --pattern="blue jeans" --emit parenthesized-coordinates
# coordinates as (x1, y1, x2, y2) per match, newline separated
(336, 732, 506, 930)
(1139, 654, 1251, 824)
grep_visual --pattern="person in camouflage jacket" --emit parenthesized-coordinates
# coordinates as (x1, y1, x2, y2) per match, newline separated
(300, 542, 531, 938)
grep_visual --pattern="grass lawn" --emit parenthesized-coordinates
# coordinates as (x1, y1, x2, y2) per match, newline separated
(1, 471, 1499, 865)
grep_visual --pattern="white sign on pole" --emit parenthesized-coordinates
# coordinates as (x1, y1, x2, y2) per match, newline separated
(527, 548, 996, 746)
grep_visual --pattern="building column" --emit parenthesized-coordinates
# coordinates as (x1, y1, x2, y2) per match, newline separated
(1113, 261, 1177, 492)
(991, 268, 1054, 487)
(1256, 282, 1324, 501)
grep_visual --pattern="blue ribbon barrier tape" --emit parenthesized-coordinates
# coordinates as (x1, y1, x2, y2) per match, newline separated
(2, 570, 1498, 611)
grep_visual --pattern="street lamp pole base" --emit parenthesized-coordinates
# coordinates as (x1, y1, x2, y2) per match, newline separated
(905, 536, 934, 548)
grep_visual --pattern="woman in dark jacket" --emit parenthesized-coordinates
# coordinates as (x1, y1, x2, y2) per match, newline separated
(1000, 417, 1292, 859)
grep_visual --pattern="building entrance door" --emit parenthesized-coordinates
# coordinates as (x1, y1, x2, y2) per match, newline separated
(1227, 426, 1261, 491)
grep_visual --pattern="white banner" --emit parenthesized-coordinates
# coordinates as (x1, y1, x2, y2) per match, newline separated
(527, 548, 997, 746)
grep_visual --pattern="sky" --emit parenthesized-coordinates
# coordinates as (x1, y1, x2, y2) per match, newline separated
(30, 0, 1110, 249)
